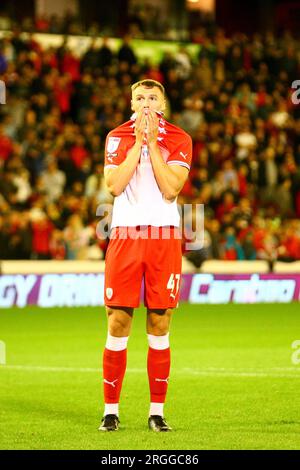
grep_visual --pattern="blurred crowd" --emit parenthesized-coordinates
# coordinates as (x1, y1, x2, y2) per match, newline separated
(0, 27, 300, 264)
(0, 6, 212, 41)
(0, 12, 116, 38)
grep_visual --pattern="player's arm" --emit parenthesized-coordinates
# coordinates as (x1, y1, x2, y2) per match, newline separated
(104, 112, 146, 197)
(104, 142, 141, 197)
(147, 111, 190, 202)
(148, 145, 188, 202)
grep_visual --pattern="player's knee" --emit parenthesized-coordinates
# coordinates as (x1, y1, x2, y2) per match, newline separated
(150, 325, 169, 336)
(109, 318, 130, 336)
(107, 309, 132, 336)
(147, 309, 172, 335)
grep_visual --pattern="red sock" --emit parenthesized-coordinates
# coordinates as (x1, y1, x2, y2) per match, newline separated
(103, 348, 127, 404)
(147, 347, 171, 403)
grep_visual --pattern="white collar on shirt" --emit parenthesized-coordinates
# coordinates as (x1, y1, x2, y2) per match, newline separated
(130, 111, 164, 121)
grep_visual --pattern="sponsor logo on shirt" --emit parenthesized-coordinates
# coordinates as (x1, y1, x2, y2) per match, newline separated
(141, 144, 149, 161)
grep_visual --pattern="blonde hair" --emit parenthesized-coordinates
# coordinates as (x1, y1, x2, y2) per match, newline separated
(131, 79, 165, 96)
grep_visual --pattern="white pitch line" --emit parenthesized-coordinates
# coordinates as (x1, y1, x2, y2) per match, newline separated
(0, 364, 300, 378)
(0, 365, 142, 373)
(182, 368, 300, 378)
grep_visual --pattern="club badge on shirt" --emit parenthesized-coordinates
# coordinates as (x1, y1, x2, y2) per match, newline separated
(107, 137, 121, 153)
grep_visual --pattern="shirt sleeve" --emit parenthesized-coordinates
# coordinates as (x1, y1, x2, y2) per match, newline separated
(104, 132, 127, 169)
(166, 133, 192, 171)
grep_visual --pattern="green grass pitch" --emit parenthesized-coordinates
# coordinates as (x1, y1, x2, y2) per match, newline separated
(0, 303, 300, 450)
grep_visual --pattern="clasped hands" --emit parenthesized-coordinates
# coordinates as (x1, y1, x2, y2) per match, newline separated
(134, 108, 159, 147)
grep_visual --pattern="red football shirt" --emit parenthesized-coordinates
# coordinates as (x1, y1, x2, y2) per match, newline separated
(104, 114, 192, 228)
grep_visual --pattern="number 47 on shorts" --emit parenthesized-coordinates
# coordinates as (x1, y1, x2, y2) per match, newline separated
(167, 273, 181, 299)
